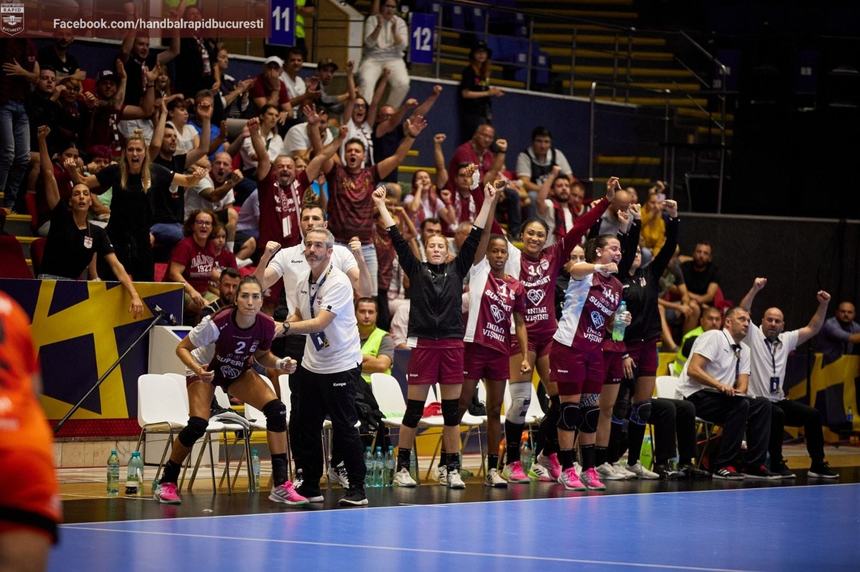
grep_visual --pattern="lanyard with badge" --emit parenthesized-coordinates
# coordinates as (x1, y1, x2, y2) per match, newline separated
(764, 337, 781, 393)
(722, 331, 741, 382)
(308, 264, 333, 350)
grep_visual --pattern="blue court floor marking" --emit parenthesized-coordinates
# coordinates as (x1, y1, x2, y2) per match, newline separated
(52, 484, 860, 572)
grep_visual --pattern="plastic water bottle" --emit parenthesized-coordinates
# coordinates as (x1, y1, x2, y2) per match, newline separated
(640, 436, 653, 470)
(385, 446, 395, 486)
(373, 447, 384, 488)
(364, 447, 374, 484)
(251, 448, 261, 489)
(106, 449, 120, 496)
(521, 435, 533, 473)
(125, 451, 143, 496)
(612, 301, 628, 342)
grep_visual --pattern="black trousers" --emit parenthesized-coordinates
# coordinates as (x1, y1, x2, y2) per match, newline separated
(686, 391, 772, 468)
(651, 398, 698, 465)
(292, 365, 366, 489)
(769, 399, 825, 465)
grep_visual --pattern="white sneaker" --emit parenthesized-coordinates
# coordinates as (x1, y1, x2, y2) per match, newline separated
(437, 464, 448, 486)
(447, 468, 466, 489)
(596, 462, 626, 481)
(627, 460, 659, 480)
(528, 461, 555, 482)
(612, 462, 637, 480)
(484, 467, 508, 488)
(393, 467, 417, 488)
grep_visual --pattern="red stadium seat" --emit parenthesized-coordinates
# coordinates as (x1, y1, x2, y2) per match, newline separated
(0, 234, 33, 278)
(29, 237, 47, 277)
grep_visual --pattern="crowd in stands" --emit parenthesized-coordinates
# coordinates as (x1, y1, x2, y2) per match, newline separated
(1, 0, 855, 506)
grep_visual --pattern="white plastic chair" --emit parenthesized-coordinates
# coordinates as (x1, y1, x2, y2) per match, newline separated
(654, 375, 715, 468)
(136, 373, 189, 480)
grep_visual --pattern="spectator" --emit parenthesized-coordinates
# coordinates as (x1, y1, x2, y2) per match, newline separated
(283, 104, 333, 157)
(1, 37, 38, 212)
(356, 297, 394, 382)
(403, 136, 455, 229)
(168, 209, 219, 322)
(208, 221, 240, 278)
(359, 0, 410, 107)
(250, 56, 292, 127)
(234, 188, 259, 259)
(214, 48, 254, 120)
(149, 97, 213, 248)
(197, 152, 251, 259)
(590, 186, 632, 238)
(201, 267, 242, 319)
(54, 76, 88, 150)
(818, 300, 860, 365)
(119, 27, 179, 109)
(85, 63, 155, 155)
(38, 30, 86, 80)
(457, 41, 503, 143)
(341, 64, 386, 165)
(172, 5, 218, 100)
(516, 126, 574, 214)
(740, 278, 838, 479)
(372, 84, 442, 184)
(240, 104, 285, 173)
(658, 244, 700, 348)
(670, 306, 723, 376)
(680, 241, 721, 309)
(322, 114, 428, 294)
(36, 125, 143, 318)
(677, 307, 776, 480)
(315, 57, 349, 116)
(640, 182, 668, 258)
(67, 131, 205, 281)
(279, 47, 319, 125)
(448, 123, 504, 184)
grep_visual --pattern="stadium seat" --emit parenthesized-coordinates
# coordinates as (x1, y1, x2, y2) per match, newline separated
(0, 234, 33, 278)
(29, 237, 47, 277)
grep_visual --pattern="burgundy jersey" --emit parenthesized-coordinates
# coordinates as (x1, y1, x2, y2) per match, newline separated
(464, 258, 526, 354)
(554, 272, 623, 352)
(188, 307, 274, 384)
(326, 163, 380, 244)
(258, 169, 309, 250)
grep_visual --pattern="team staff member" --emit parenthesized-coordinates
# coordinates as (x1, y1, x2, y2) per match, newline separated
(739, 278, 838, 479)
(0, 292, 61, 572)
(517, 178, 617, 483)
(282, 229, 369, 506)
(159, 277, 306, 506)
(374, 183, 497, 489)
(551, 234, 626, 491)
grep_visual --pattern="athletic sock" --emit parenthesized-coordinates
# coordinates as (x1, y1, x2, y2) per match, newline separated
(161, 460, 181, 484)
(581, 444, 596, 470)
(447, 452, 461, 471)
(271, 453, 288, 487)
(488, 454, 499, 471)
(505, 420, 523, 462)
(595, 446, 608, 467)
(627, 423, 646, 465)
(397, 447, 411, 471)
(558, 449, 574, 470)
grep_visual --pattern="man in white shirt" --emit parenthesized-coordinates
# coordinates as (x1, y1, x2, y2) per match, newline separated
(678, 307, 775, 480)
(358, 0, 410, 107)
(283, 105, 334, 157)
(281, 228, 368, 506)
(739, 278, 838, 479)
(279, 47, 319, 123)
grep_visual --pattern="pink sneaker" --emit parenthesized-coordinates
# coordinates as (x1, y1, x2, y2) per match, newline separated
(557, 466, 587, 491)
(502, 461, 530, 483)
(538, 452, 562, 480)
(580, 467, 606, 490)
(268, 481, 310, 506)
(153, 481, 181, 504)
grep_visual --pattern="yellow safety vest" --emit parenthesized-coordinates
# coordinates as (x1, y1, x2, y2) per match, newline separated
(361, 327, 391, 383)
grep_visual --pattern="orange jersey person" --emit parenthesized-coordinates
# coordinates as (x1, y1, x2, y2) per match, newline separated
(0, 291, 60, 571)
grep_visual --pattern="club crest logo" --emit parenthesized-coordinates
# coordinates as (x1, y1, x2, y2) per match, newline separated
(526, 289, 545, 306)
(490, 304, 504, 323)
(1, 4, 24, 36)
(220, 365, 241, 379)
(591, 310, 605, 329)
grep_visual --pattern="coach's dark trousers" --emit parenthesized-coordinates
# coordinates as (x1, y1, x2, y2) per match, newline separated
(686, 391, 771, 468)
(769, 399, 825, 466)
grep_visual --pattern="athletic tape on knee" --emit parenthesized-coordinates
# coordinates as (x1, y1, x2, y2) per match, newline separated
(630, 400, 652, 426)
(179, 416, 208, 447)
(442, 399, 460, 426)
(262, 399, 287, 432)
(580, 393, 600, 408)
(402, 399, 424, 428)
(505, 383, 532, 425)
(557, 402, 582, 431)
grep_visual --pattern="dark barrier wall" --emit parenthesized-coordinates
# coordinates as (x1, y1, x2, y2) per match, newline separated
(680, 214, 860, 330)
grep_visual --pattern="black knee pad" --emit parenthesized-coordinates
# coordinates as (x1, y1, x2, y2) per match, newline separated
(578, 406, 600, 433)
(630, 400, 652, 426)
(557, 402, 582, 431)
(262, 399, 287, 433)
(179, 416, 208, 447)
(402, 399, 424, 428)
(442, 399, 460, 426)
